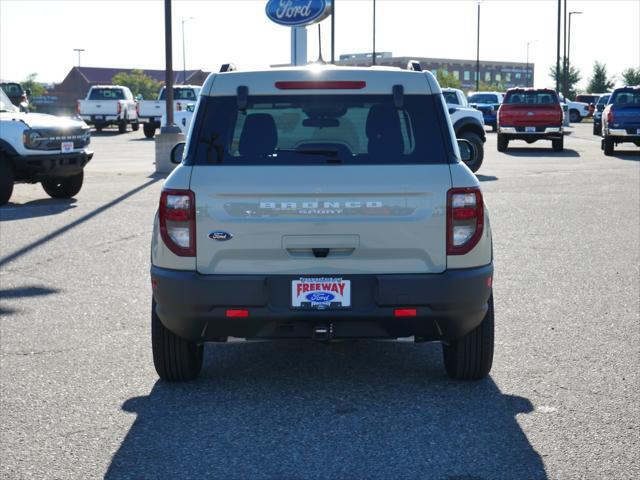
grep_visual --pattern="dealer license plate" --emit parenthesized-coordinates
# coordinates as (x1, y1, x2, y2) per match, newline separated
(61, 141, 74, 153)
(292, 277, 351, 310)
(95, 115, 104, 120)
(525, 126, 536, 133)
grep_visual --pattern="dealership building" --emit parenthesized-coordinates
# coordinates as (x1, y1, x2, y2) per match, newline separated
(337, 52, 534, 91)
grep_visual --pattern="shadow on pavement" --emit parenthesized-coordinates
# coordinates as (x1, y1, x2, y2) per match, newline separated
(91, 130, 126, 137)
(476, 175, 498, 182)
(504, 148, 579, 158)
(106, 341, 547, 480)
(608, 150, 640, 161)
(0, 198, 77, 222)
(0, 285, 59, 315)
(0, 177, 161, 269)
(131, 137, 155, 142)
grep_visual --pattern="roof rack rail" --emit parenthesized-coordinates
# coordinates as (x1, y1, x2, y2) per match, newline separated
(220, 63, 237, 73)
(407, 60, 422, 72)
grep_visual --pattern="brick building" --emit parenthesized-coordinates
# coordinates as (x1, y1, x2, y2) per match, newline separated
(34, 67, 210, 115)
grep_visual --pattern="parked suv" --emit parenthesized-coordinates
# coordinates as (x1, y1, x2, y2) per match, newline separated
(468, 91, 504, 131)
(0, 88, 93, 205)
(150, 66, 494, 382)
(442, 87, 486, 172)
(592, 94, 611, 136)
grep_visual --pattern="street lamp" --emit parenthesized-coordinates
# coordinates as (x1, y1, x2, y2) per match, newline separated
(475, 0, 481, 91)
(372, 0, 376, 66)
(525, 40, 538, 88)
(567, 11, 582, 96)
(73, 48, 85, 68)
(181, 17, 194, 85)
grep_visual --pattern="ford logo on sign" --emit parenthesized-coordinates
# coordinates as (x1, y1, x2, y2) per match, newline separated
(266, 0, 332, 27)
(306, 292, 335, 303)
(209, 231, 233, 241)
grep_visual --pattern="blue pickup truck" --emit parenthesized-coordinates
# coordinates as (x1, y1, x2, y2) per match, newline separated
(601, 86, 640, 155)
(468, 92, 504, 131)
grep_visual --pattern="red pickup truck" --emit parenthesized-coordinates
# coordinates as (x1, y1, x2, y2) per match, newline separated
(497, 88, 564, 152)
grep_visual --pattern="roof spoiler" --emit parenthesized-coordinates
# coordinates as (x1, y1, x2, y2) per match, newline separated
(220, 63, 237, 73)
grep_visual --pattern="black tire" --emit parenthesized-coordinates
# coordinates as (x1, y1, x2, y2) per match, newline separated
(552, 137, 564, 152)
(95, 125, 103, 132)
(118, 119, 127, 134)
(569, 109, 581, 123)
(143, 123, 156, 139)
(491, 124, 497, 132)
(603, 137, 614, 156)
(459, 131, 484, 172)
(41, 171, 83, 199)
(152, 300, 203, 381)
(131, 120, 140, 131)
(497, 133, 509, 152)
(443, 295, 494, 380)
(593, 123, 601, 136)
(0, 160, 14, 206)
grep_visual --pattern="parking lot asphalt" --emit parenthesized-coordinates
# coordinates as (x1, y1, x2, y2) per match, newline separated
(1, 123, 639, 479)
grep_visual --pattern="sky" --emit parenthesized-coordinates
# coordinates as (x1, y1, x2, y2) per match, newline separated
(1, 0, 639, 92)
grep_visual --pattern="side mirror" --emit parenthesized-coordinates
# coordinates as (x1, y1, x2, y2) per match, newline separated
(25, 88, 32, 97)
(170, 142, 186, 164)
(457, 139, 474, 163)
(448, 107, 457, 115)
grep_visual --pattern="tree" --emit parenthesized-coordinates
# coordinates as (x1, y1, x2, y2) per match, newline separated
(586, 61, 614, 93)
(111, 69, 162, 100)
(620, 67, 640, 86)
(435, 70, 461, 89)
(549, 58, 581, 98)
(21, 73, 47, 97)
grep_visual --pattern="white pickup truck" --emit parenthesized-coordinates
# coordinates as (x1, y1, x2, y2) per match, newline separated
(77, 86, 139, 133)
(137, 85, 201, 138)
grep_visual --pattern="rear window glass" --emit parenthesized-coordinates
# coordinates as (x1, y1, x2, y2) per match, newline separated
(597, 95, 610, 105)
(504, 91, 558, 105)
(1, 83, 22, 95)
(89, 88, 125, 100)
(189, 94, 451, 166)
(611, 91, 640, 105)
(468, 94, 498, 104)
(443, 91, 459, 105)
(160, 88, 198, 100)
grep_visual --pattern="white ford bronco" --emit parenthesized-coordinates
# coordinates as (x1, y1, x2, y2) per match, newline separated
(0, 88, 93, 206)
(150, 65, 494, 381)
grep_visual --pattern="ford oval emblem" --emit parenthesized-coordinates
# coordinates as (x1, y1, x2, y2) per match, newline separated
(306, 292, 335, 303)
(209, 231, 233, 241)
(266, 0, 332, 27)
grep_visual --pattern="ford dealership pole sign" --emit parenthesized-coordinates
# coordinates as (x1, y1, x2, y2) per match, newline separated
(266, 0, 333, 27)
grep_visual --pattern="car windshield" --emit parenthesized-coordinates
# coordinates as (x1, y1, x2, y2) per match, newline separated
(468, 94, 498, 104)
(0, 88, 17, 112)
(1, 83, 22, 96)
(89, 88, 125, 100)
(597, 95, 610, 105)
(612, 91, 640, 106)
(504, 91, 558, 105)
(189, 94, 450, 166)
(159, 88, 197, 100)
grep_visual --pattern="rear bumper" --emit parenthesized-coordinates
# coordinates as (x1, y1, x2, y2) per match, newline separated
(12, 151, 93, 181)
(608, 128, 640, 137)
(81, 115, 118, 125)
(499, 126, 563, 140)
(151, 265, 493, 343)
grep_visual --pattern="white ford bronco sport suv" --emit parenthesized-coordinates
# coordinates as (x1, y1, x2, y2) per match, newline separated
(150, 65, 494, 382)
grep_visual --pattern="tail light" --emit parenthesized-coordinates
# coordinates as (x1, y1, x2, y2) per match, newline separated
(607, 110, 613, 124)
(116, 102, 122, 115)
(159, 190, 196, 256)
(447, 187, 484, 255)
(176, 102, 182, 112)
(76, 101, 81, 114)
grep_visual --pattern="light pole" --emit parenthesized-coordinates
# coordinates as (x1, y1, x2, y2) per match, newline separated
(73, 48, 85, 68)
(476, 1, 481, 91)
(556, 0, 561, 93)
(563, 0, 567, 98)
(567, 11, 582, 96)
(526, 40, 537, 88)
(181, 17, 194, 85)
